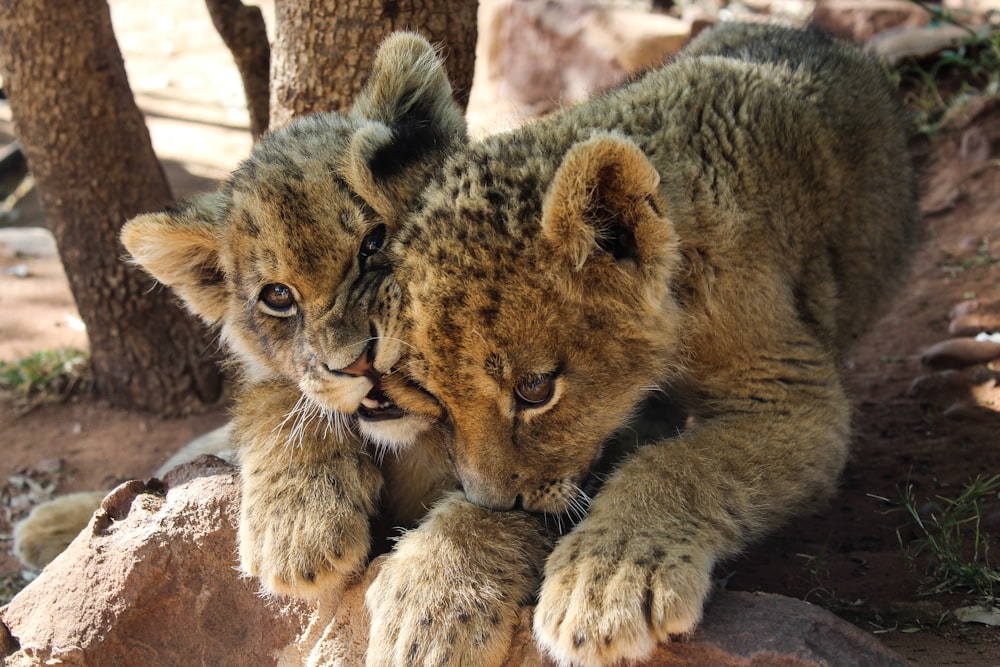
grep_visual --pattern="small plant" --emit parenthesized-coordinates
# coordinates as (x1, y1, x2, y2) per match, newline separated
(894, 476, 1000, 601)
(0, 570, 34, 607)
(0, 347, 90, 410)
(895, 1, 1000, 136)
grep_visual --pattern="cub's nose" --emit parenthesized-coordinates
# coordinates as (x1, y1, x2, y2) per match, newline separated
(328, 341, 379, 382)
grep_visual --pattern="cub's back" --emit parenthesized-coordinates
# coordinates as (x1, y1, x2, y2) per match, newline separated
(677, 23, 917, 348)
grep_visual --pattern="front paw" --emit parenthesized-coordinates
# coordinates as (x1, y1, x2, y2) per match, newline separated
(365, 493, 549, 666)
(533, 524, 712, 667)
(239, 455, 383, 598)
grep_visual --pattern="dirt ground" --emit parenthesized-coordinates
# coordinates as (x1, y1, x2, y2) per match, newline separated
(2, 2, 1000, 666)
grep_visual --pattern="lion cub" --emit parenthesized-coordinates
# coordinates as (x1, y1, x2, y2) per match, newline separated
(368, 23, 917, 666)
(120, 32, 463, 598)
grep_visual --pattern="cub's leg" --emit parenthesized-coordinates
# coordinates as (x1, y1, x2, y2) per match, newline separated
(153, 422, 235, 474)
(13, 490, 109, 569)
(235, 378, 383, 598)
(534, 344, 850, 666)
(366, 491, 552, 667)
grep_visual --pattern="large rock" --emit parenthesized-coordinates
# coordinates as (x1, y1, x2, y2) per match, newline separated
(1, 457, 907, 666)
(467, 0, 691, 135)
(810, 0, 929, 45)
(0, 458, 312, 666)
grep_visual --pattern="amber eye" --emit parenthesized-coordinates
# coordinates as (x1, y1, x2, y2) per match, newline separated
(259, 283, 296, 315)
(358, 223, 387, 271)
(514, 373, 555, 407)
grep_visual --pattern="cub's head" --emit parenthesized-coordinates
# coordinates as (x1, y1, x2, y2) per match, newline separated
(382, 133, 686, 512)
(121, 32, 466, 417)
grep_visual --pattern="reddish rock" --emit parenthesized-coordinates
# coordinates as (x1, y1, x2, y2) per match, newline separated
(468, 0, 690, 134)
(500, 589, 908, 666)
(810, 0, 929, 45)
(921, 337, 1000, 369)
(949, 298, 1000, 337)
(2, 457, 907, 667)
(0, 457, 313, 667)
(908, 368, 973, 402)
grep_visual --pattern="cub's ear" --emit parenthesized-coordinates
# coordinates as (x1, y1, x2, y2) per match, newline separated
(343, 32, 468, 218)
(541, 133, 675, 273)
(120, 192, 229, 325)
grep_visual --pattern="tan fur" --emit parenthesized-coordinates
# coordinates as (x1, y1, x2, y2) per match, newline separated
(366, 492, 553, 667)
(13, 491, 109, 569)
(119, 32, 464, 598)
(369, 23, 917, 666)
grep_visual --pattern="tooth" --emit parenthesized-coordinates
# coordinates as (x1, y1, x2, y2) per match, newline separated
(361, 397, 379, 409)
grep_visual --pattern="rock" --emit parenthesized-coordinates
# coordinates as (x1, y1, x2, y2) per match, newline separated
(811, 0, 929, 45)
(1, 457, 313, 667)
(908, 368, 1000, 418)
(2, 457, 907, 667)
(921, 337, 1000, 369)
(467, 0, 690, 135)
(0, 227, 58, 259)
(868, 24, 974, 65)
(949, 298, 1000, 337)
(943, 0, 1000, 16)
(908, 368, 972, 401)
(943, 399, 989, 420)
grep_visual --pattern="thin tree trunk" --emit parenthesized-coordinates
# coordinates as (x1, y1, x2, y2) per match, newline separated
(270, 0, 478, 128)
(205, 0, 271, 139)
(0, 0, 223, 416)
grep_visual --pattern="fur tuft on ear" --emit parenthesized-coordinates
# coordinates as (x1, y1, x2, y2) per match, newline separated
(541, 133, 673, 272)
(343, 32, 467, 219)
(120, 192, 229, 325)
(350, 32, 465, 139)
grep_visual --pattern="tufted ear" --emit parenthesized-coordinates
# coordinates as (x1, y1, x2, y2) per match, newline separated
(120, 192, 230, 325)
(541, 133, 675, 274)
(342, 32, 468, 219)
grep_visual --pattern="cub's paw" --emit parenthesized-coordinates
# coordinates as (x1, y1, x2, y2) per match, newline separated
(533, 523, 713, 667)
(239, 454, 383, 598)
(365, 493, 548, 666)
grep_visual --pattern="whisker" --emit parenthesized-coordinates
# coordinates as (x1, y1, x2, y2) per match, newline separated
(370, 335, 418, 354)
(372, 442, 388, 466)
(566, 483, 593, 525)
(273, 392, 310, 448)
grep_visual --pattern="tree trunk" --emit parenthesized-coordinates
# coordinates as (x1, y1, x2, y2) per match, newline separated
(205, 0, 271, 139)
(270, 0, 478, 128)
(0, 0, 223, 416)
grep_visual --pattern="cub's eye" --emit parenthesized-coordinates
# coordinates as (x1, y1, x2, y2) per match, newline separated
(259, 283, 297, 316)
(358, 223, 387, 271)
(514, 373, 555, 408)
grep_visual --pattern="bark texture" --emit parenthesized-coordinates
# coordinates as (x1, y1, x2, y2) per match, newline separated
(269, 0, 478, 128)
(0, 0, 223, 415)
(205, 0, 271, 138)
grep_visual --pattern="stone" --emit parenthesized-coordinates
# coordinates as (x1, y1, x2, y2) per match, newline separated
(2, 457, 907, 666)
(949, 298, 1000, 337)
(0, 457, 312, 667)
(0, 227, 58, 259)
(921, 337, 1000, 369)
(810, 0, 929, 45)
(868, 24, 973, 65)
(467, 0, 690, 135)
(908, 368, 973, 401)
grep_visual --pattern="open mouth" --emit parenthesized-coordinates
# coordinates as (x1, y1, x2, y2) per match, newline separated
(354, 329, 405, 422)
(358, 380, 405, 421)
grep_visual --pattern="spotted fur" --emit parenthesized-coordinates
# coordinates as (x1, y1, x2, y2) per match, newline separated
(370, 23, 917, 666)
